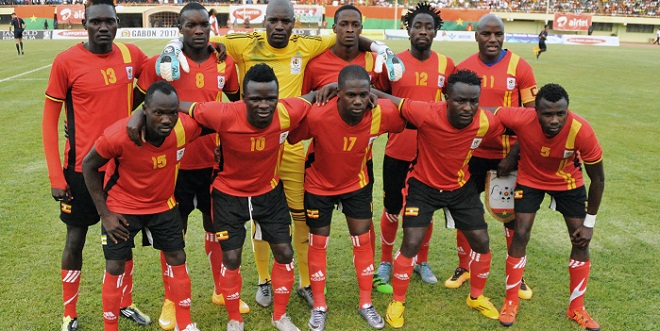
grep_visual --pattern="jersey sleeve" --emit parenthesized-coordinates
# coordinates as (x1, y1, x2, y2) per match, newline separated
(311, 35, 336, 58)
(380, 99, 406, 133)
(373, 68, 391, 92)
(516, 59, 537, 106)
(576, 124, 603, 164)
(283, 97, 313, 129)
(494, 106, 524, 131)
(223, 56, 240, 95)
(93, 127, 122, 160)
(45, 54, 70, 102)
(300, 62, 315, 94)
(190, 101, 230, 132)
(443, 57, 456, 94)
(135, 55, 160, 93)
(483, 111, 506, 142)
(400, 99, 430, 128)
(288, 116, 311, 144)
(180, 114, 203, 143)
(212, 34, 248, 61)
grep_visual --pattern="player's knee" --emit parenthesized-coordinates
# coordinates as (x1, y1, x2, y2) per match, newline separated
(65, 227, 88, 252)
(163, 250, 186, 266)
(105, 260, 126, 276)
(271, 243, 294, 264)
(223, 250, 242, 270)
(512, 230, 531, 247)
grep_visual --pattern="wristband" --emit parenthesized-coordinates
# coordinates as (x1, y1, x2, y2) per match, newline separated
(583, 214, 596, 228)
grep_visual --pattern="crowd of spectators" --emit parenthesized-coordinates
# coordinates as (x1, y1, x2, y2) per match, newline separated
(2, 0, 658, 17)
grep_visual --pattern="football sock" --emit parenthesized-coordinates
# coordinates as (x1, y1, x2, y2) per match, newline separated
(391, 251, 414, 302)
(19, 42, 23, 53)
(292, 212, 311, 288)
(168, 263, 193, 329)
(160, 251, 172, 301)
(251, 220, 272, 284)
(468, 250, 492, 298)
(369, 221, 376, 259)
(219, 264, 243, 322)
(351, 232, 374, 308)
(308, 233, 328, 310)
(568, 259, 591, 311)
(416, 221, 433, 263)
(102, 271, 123, 331)
(15, 44, 19, 54)
(504, 227, 514, 250)
(204, 232, 223, 294)
(456, 230, 471, 270)
(62, 269, 80, 318)
(379, 209, 398, 263)
(505, 255, 526, 302)
(120, 260, 134, 308)
(271, 261, 295, 320)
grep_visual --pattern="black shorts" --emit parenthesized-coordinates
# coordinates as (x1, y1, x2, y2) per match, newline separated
(13, 29, 23, 39)
(539, 40, 547, 51)
(102, 207, 185, 260)
(175, 167, 212, 219)
(60, 168, 102, 227)
(304, 184, 373, 229)
(382, 155, 412, 214)
(402, 177, 487, 231)
(468, 156, 502, 194)
(212, 182, 292, 251)
(514, 184, 587, 218)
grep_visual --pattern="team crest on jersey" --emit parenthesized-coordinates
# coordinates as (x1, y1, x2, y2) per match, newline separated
(177, 148, 185, 161)
(279, 131, 289, 144)
(217, 75, 226, 89)
(126, 66, 134, 80)
(290, 54, 302, 74)
(471, 138, 483, 149)
(563, 150, 575, 158)
(437, 75, 446, 88)
(507, 77, 516, 90)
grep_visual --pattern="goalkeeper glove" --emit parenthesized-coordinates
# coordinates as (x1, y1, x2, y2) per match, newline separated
(155, 39, 190, 81)
(371, 41, 405, 82)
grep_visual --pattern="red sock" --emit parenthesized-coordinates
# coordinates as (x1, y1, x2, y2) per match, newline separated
(369, 222, 376, 259)
(160, 251, 172, 301)
(102, 271, 123, 331)
(272, 261, 294, 320)
(456, 230, 471, 270)
(219, 264, 243, 322)
(391, 251, 414, 302)
(468, 251, 492, 298)
(352, 232, 374, 308)
(416, 221, 433, 263)
(204, 232, 223, 294)
(120, 260, 134, 308)
(568, 259, 591, 311)
(504, 227, 514, 250)
(168, 264, 193, 329)
(505, 255, 526, 302)
(379, 209, 399, 263)
(308, 233, 328, 310)
(62, 270, 80, 318)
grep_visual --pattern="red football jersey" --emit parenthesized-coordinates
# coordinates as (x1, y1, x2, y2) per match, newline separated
(44, 43, 147, 173)
(375, 50, 455, 162)
(457, 51, 537, 159)
(301, 49, 380, 94)
(190, 97, 311, 197)
(496, 107, 603, 191)
(137, 54, 239, 170)
(95, 116, 202, 214)
(289, 98, 405, 195)
(400, 99, 505, 191)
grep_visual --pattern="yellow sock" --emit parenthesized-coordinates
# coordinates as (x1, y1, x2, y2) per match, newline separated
(292, 211, 310, 288)
(251, 220, 271, 283)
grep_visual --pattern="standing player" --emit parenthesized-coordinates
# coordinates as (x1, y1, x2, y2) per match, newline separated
(300, 4, 392, 297)
(290, 65, 406, 331)
(536, 25, 549, 60)
(495, 84, 604, 331)
(133, 3, 246, 329)
(9, 13, 25, 55)
(450, 13, 537, 299)
(374, 70, 505, 328)
(155, 0, 404, 308)
(208, 8, 219, 37)
(83, 82, 201, 331)
(375, 1, 455, 286)
(41, 0, 149, 330)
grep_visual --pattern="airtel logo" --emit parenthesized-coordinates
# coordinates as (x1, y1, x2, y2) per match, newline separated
(556, 15, 590, 28)
(233, 9, 262, 20)
(60, 8, 85, 21)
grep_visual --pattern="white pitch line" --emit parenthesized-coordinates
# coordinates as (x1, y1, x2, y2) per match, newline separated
(0, 64, 52, 84)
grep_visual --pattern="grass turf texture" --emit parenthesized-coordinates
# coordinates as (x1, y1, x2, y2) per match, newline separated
(0, 39, 658, 330)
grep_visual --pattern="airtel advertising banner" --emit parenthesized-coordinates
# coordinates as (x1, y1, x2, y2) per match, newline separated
(229, 5, 322, 24)
(56, 6, 86, 25)
(553, 13, 592, 31)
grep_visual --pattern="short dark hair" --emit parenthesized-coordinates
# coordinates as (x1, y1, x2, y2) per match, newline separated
(145, 81, 178, 106)
(447, 69, 482, 93)
(401, 2, 443, 31)
(243, 63, 279, 93)
(179, 2, 207, 25)
(338, 65, 370, 88)
(334, 4, 361, 22)
(85, 0, 115, 11)
(536, 83, 569, 108)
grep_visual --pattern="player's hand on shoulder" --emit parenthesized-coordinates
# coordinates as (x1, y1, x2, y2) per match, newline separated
(156, 39, 190, 81)
(316, 82, 338, 106)
(208, 42, 227, 62)
(127, 108, 146, 146)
